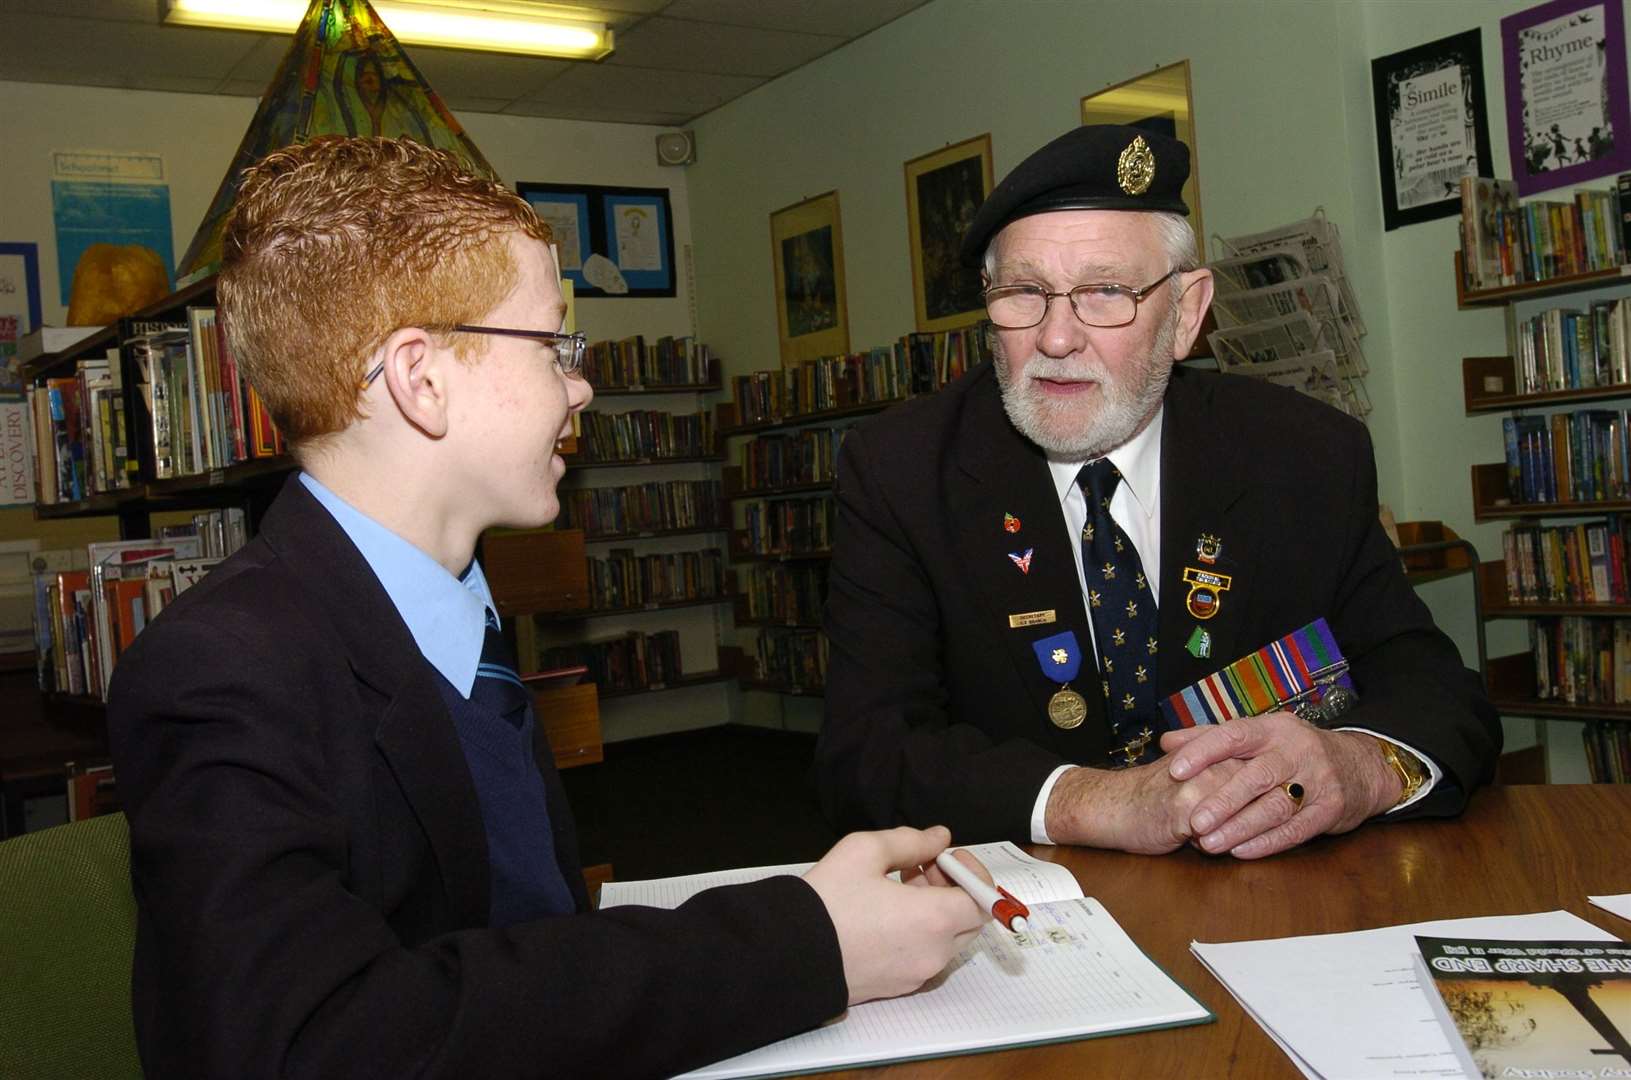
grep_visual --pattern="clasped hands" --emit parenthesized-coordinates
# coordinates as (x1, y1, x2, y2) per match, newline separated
(1045, 710, 1405, 860)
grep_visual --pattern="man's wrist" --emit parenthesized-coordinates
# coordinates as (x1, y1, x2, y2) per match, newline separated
(1376, 739, 1429, 808)
(1044, 765, 1112, 846)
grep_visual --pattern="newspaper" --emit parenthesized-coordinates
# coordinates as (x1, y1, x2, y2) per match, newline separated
(1208, 247, 1311, 297)
(1209, 276, 1366, 379)
(1205, 209, 1370, 419)
(1207, 312, 1326, 367)
(1216, 210, 1366, 337)
(1215, 349, 1362, 416)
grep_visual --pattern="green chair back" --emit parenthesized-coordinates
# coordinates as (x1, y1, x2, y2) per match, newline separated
(0, 812, 142, 1079)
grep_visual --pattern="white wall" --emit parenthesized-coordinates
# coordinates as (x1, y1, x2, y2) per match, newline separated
(0, 79, 695, 343)
(0, 78, 730, 742)
(686, 0, 1599, 763)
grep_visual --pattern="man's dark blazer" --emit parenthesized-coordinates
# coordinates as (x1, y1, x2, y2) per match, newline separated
(108, 476, 844, 1080)
(815, 364, 1501, 842)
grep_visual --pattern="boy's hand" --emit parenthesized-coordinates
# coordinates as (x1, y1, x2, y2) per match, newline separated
(803, 826, 987, 1005)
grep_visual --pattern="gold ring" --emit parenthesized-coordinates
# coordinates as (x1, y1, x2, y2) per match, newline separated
(1282, 781, 1305, 810)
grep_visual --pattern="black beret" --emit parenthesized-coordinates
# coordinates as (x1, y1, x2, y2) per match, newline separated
(960, 124, 1190, 266)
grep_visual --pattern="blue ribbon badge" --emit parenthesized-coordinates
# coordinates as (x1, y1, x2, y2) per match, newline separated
(1032, 630, 1088, 730)
(1032, 631, 1083, 684)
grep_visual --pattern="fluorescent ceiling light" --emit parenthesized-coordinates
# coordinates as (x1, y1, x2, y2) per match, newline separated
(164, 0, 614, 60)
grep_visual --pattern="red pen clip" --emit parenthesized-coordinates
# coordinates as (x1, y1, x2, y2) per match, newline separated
(992, 886, 1030, 931)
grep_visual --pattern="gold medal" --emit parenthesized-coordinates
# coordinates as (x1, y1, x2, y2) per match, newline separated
(1048, 687, 1088, 729)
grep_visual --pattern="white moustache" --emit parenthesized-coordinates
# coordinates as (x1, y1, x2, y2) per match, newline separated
(1014, 355, 1113, 383)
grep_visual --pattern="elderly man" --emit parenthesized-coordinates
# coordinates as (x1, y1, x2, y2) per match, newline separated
(815, 124, 1499, 860)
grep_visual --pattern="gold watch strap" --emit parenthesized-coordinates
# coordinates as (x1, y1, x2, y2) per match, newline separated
(1378, 740, 1428, 807)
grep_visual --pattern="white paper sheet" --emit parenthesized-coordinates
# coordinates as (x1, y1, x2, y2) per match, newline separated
(1589, 894, 1631, 922)
(682, 897, 1208, 1080)
(1191, 910, 1612, 1080)
(596, 841, 1084, 910)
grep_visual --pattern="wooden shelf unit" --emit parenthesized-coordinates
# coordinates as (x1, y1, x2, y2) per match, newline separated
(715, 397, 898, 438)
(561, 452, 725, 471)
(1461, 354, 1631, 415)
(1454, 251, 1631, 310)
(1454, 245, 1631, 778)
(1470, 463, 1631, 521)
(1486, 653, 1631, 723)
(590, 381, 722, 397)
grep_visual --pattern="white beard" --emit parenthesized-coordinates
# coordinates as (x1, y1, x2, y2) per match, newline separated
(992, 307, 1178, 459)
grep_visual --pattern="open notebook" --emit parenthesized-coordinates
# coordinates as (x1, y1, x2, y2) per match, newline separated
(600, 841, 1212, 1079)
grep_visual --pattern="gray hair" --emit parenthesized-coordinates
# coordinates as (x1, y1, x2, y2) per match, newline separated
(982, 211, 1198, 283)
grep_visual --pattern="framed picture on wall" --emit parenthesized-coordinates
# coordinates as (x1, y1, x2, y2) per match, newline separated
(904, 134, 993, 333)
(1081, 60, 1204, 261)
(770, 191, 849, 367)
(516, 182, 676, 298)
(1371, 29, 1495, 230)
(1501, 0, 1631, 195)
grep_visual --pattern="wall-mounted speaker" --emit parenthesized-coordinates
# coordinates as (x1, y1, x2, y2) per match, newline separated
(656, 130, 696, 167)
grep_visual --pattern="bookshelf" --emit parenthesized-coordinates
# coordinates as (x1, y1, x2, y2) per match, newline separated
(719, 328, 993, 700)
(1455, 248, 1631, 778)
(522, 337, 737, 728)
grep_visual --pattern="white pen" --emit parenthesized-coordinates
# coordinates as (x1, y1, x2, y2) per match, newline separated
(934, 849, 1031, 934)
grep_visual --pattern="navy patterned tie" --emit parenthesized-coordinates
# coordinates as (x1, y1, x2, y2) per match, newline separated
(472, 618, 530, 728)
(1077, 460, 1161, 760)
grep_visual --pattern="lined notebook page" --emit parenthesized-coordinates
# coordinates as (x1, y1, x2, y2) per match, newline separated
(679, 897, 1210, 1079)
(597, 841, 1084, 910)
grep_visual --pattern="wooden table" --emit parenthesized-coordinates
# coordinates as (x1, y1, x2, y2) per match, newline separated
(836, 785, 1631, 1078)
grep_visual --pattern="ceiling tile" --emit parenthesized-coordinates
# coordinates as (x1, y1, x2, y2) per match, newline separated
(223, 36, 291, 85)
(1, 0, 155, 20)
(522, 62, 761, 115)
(0, 14, 264, 81)
(440, 94, 520, 114)
(593, 1, 675, 16)
(606, 15, 841, 78)
(404, 46, 575, 102)
(216, 78, 273, 99)
(659, 0, 928, 38)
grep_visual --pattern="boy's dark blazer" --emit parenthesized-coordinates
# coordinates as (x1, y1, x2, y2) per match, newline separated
(816, 364, 1501, 842)
(109, 476, 843, 1079)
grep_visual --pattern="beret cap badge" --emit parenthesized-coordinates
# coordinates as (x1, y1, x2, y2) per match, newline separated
(1116, 135, 1156, 196)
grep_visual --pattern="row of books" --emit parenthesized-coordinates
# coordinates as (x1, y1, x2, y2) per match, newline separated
(1583, 721, 1631, 784)
(729, 325, 992, 425)
(36, 533, 230, 699)
(586, 547, 727, 611)
(1459, 174, 1631, 291)
(128, 310, 284, 479)
(735, 427, 846, 492)
(739, 563, 828, 626)
(25, 309, 286, 505)
(25, 350, 135, 502)
(1500, 519, 1631, 605)
(1513, 298, 1631, 394)
(1529, 615, 1631, 705)
(750, 626, 827, 692)
(583, 335, 719, 390)
(738, 497, 837, 558)
(1500, 409, 1631, 505)
(573, 408, 716, 463)
(554, 480, 723, 538)
(540, 630, 684, 694)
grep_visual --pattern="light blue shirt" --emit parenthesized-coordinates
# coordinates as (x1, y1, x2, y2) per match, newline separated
(299, 472, 495, 697)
